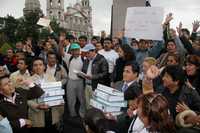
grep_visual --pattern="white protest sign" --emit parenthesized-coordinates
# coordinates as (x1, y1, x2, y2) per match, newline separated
(37, 18, 51, 27)
(125, 7, 164, 40)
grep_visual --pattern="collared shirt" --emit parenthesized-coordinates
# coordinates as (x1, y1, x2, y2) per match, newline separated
(128, 116, 149, 133)
(122, 80, 137, 92)
(86, 54, 97, 85)
(46, 64, 57, 76)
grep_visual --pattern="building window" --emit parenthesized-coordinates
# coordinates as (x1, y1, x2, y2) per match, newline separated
(58, 11, 61, 19)
(58, 0, 61, 6)
(50, 0, 53, 6)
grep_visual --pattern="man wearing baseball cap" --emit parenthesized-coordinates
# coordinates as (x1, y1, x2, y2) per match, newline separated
(63, 43, 86, 118)
(81, 43, 109, 109)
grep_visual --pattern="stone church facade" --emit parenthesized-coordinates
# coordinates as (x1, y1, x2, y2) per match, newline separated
(23, 0, 93, 38)
(47, 0, 93, 37)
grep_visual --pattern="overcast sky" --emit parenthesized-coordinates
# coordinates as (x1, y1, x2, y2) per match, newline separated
(0, 0, 200, 35)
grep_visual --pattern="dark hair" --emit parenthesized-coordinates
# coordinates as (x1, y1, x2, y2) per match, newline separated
(66, 34, 75, 41)
(18, 57, 30, 66)
(32, 57, 45, 65)
(79, 35, 88, 41)
(125, 61, 140, 75)
(166, 39, 176, 46)
(104, 37, 112, 43)
(47, 50, 59, 59)
(138, 93, 176, 133)
(84, 108, 106, 133)
(186, 55, 200, 67)
(113, 37, 122, 45)
(181, 28, 190, 36)
(161, 65, 186, 86)
(167, 53, 181, 64)
(0, 75, 10, 85)
(92, 36, 99, 41)
(119, 44, 136, 61)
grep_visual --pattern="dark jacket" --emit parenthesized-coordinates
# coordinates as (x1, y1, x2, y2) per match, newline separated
(115, 80, 142, 100)
(112, 57, 126, 83)
(180, 36, 200, 56)
(0, 85, 44, 133)
(162, 84, 200, 119)
(82, 54, 109, 90)
(187, 71, 200, 95)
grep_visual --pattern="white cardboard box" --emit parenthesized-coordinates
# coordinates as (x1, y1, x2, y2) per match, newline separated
(90, 98, 121, 112)
(94, 89, 124, 102)
(97, 84, 124, 97)
(43, 99, 65, 107)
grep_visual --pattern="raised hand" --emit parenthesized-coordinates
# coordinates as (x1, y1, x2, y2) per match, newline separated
(192, 20, 200, 32)
(176, 22, 182, 36)
(164, 13, 173, 25)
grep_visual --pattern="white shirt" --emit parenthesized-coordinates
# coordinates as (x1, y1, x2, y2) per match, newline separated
(128, 116, 149, 133)
(46, 64, 57, 76)
(63, 53, 83, 80)
(98, 49, 119, 73)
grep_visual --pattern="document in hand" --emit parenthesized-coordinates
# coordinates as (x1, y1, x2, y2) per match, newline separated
(37, 18, 51, 27)
(73, 70, 88, 78)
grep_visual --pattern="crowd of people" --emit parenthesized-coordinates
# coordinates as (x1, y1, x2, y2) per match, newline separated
(0, 12, 200, 133)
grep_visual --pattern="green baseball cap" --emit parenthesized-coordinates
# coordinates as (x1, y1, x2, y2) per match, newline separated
(70, 43, 80, 50)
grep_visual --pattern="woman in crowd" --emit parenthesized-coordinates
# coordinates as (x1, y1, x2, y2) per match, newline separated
(128, 93, 176, 133)
(185, 55, 200, 95)
(112, 44, 136, 84)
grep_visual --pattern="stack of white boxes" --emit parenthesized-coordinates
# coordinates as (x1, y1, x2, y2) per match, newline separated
(38, 81, 65, 107)
(90, 84, 127, 116)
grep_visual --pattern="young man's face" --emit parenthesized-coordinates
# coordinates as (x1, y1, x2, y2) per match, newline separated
(91, 39, 98, 45)
(95, 43, 103, 51)
(0, 77, 15, 97)
(71, 49, 80, 58)
(32, 60, 45, 75)
(162, 72, 178, 89)
(86, 50, 96, 59)
(79, 38, 87, 48)
(47, 54, 57, 66)
(0, 66, 6, 77)
(7, 49, 14, 58)
(104, 40, 112, 51)
(167, 56, 178, 65)
(167, 42, 176, 53)
(16, 42, 23, 50)
(17, 60, 27, 71)
(123, 65, 137, 82)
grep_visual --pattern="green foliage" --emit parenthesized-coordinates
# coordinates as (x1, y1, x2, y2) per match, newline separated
(0, 43, 12, 55)
(1, 12, 64, 45)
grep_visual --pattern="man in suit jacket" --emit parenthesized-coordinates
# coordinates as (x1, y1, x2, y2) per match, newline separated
(0, 75, 44, 133)
(115, 61, 142, 100)
(114, 61, 142, 133)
